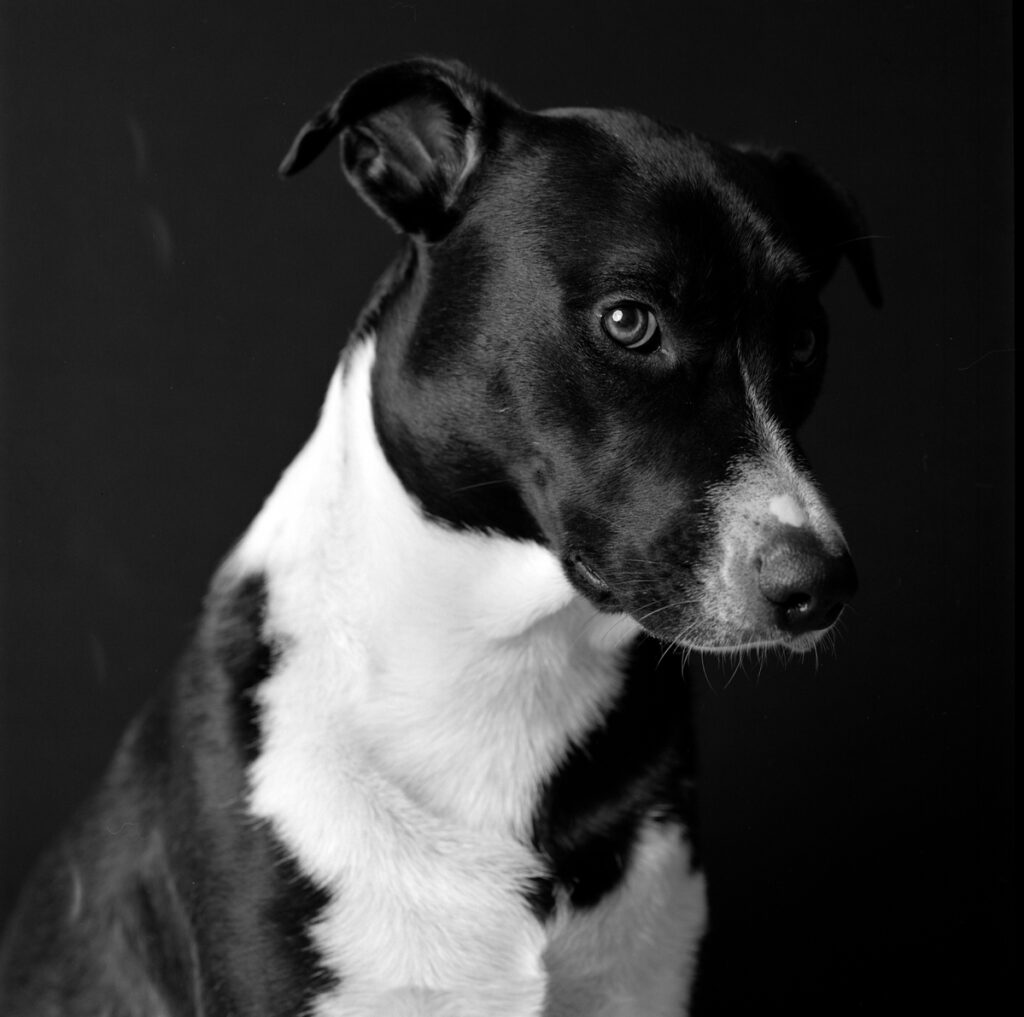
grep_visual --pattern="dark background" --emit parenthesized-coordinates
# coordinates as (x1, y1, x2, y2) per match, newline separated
(0, 1, 1013, 1013)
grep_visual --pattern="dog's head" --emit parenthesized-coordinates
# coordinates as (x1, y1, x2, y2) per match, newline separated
(282, 58, 880, 653)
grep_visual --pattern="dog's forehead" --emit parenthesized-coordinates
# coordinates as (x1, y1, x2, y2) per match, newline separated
(538, 105, 719, 173)
(483, 107, 806, 288)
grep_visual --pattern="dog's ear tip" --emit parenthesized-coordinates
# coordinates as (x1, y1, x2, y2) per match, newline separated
(278, 153, 300, 178)
(277, 132, 305, 178)
(277, 126, 329, 179)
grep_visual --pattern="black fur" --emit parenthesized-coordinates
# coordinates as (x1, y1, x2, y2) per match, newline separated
(529, 635, 699, 915)
(209, 571, 278, 761)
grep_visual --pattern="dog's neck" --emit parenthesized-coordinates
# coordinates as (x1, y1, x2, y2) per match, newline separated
(232, 335, 639, 839)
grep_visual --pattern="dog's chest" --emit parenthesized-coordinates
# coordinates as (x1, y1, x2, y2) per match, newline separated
(243, 621, 612, 1011)
(239, 626, 704, 1017)
(301, 826, 703, 1017)
(227, 342, 704, 1014)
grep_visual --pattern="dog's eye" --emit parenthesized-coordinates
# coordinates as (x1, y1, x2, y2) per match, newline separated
(601, 303, 661, 351)
(789, 327, 818, 368)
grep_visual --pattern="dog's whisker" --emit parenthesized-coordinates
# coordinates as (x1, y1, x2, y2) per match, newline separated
(449, 479, 511, 494)
(723, 656, 744, 689)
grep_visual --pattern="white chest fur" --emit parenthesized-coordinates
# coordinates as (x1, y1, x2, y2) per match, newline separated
(233, 337, 703, 1015)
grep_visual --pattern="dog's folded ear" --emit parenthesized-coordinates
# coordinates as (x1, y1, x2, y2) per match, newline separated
(738, 147, 883, 307)
(280, 58, 501, 239)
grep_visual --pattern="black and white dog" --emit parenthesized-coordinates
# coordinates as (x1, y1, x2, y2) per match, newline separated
(0, 59, 879, 1016)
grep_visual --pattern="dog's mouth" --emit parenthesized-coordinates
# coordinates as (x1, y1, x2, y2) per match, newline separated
(675, 626, 834, 656)
(563, 546, 848, 656)
(567, 552, 615, 603)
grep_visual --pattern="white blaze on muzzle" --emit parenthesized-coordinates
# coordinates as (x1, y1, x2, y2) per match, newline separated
(737, 352, 846, 552)
(767, 493, 809, 528)
(694, 351, 850, 646)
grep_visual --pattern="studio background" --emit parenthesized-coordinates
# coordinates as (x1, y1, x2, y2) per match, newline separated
(0, 1, 1013, 1013)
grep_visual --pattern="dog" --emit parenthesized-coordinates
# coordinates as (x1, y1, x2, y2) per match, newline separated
(0, 58, 879, 1016)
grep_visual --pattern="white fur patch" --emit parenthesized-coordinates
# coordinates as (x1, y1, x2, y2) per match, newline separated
(235, 336, 684, 1015)
(768, 493, 808, 528)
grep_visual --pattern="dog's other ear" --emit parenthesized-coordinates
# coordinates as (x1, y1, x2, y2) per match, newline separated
(739, 147, 883, 307)
(279, 58, 500, 238)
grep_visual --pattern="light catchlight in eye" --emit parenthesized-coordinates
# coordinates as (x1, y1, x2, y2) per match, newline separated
(600, 303, 661, 351)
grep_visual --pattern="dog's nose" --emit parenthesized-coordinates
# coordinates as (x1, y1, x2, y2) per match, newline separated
(757, 530, 857, 635)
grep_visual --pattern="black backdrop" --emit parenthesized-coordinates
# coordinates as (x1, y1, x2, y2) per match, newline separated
(0, 1, 1013, 1013)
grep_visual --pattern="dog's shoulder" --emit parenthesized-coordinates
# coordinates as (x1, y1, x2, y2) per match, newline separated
(0, 583, 337, 1016)
(0, 696, 195, 1014)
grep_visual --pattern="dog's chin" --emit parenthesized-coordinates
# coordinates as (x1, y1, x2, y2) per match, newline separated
(672, 629, 828, 656)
